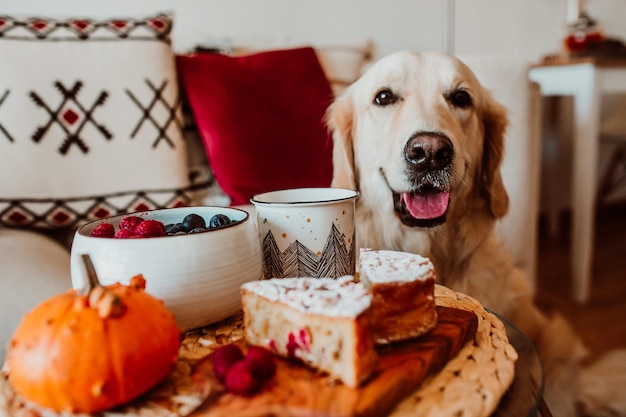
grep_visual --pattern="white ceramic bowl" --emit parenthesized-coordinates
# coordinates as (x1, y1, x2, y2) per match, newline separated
(70, 206, 263, 332)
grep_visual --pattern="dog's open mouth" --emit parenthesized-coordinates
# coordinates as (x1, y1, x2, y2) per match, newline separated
(382, 168, 451, 228)
(393, 187, 450, 228)
(401, 189, 449, 219)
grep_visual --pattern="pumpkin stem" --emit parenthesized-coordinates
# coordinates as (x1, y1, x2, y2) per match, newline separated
(79, 254, 101, 296)
(78, 254, 126, 318)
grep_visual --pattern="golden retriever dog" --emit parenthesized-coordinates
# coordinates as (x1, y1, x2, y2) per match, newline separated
(327, 50, 626, 417)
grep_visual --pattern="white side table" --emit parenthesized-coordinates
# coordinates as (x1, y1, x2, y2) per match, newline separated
(529, 57, 626, 303)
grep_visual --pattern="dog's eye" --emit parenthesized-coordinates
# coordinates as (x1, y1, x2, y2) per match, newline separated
(374, 88, 396, 106)
(450, 90, 472, 108)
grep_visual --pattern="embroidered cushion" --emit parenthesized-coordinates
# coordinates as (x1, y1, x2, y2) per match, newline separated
(176, 47, 334, 206)
(0, 13, 211, 230)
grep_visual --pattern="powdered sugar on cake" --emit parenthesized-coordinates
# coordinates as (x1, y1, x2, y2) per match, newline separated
(358, 249, 438, 344)
(241, 276, 370, 317)
(359, 249, 435, 283)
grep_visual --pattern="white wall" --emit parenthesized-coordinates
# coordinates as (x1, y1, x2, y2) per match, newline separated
(455, 0, 626, 61)
(3, 0, 625, 60)
(1, 0, 445, 55)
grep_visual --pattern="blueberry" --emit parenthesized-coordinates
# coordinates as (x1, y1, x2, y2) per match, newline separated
(189, 227, 207, 234)
(165, 222, 185, 234)
(209, 214, 231, 229)
(182, 213, 206, 231)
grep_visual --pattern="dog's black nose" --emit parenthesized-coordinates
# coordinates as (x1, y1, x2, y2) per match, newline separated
(404, 133, 453, 171)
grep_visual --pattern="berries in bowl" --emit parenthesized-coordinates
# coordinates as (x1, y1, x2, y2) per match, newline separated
(70, 207, 263, 332)
(89, 212, 238, 238)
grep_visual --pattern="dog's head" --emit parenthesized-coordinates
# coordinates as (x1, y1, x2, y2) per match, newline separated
(326, 51, 509, 229)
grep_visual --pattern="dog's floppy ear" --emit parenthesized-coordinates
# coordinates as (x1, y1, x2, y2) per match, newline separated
(480, 93, 510, 219)
(325, 93, 358, 190)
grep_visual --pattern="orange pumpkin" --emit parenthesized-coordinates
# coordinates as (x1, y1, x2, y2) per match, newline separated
(7, 255, 181, 413)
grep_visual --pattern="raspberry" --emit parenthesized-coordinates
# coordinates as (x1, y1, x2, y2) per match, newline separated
(134, 219, 166, 238)
(114, 228, 140, 239)
(224, 360, 262, 396)
(118, 215, 144, 231)
(245, 345, 276, 380)
(90, 223, 115, 238)
(212, 344, 244, 382)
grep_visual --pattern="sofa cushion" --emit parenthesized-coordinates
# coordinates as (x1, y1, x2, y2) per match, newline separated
(314, 40, 377, 95)
(176, 47, 334, 206)
(0, 229, 71, 362)
(0, 13, 211, 230)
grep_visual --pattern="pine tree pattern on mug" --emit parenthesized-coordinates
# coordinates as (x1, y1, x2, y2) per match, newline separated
(261, 222, 356, 279)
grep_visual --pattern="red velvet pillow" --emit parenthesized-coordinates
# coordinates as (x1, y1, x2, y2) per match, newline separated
(176, 47, 334, 205)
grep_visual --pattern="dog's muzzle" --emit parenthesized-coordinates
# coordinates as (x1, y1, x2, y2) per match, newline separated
(384, 132, 454, 228)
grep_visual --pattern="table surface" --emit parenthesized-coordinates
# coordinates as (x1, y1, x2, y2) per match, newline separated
(534, 54, 626, 68)
(0, 304, 547, 417)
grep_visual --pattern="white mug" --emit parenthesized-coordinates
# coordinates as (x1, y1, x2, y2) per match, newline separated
(251, 187, 359, 279)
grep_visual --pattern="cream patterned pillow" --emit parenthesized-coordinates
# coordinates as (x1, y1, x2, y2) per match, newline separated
(314, 39, 377, 95)
(0, 13, 211, 230)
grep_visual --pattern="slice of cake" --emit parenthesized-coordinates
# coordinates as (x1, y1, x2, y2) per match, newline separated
(358, 249, 438, 344)
(240, 276, 378, 388)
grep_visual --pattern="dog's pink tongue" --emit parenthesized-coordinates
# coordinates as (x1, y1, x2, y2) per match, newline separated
(402, 191, 450, 219)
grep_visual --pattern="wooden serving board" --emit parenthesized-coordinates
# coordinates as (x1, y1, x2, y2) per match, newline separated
(191, 306, 478, 417)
